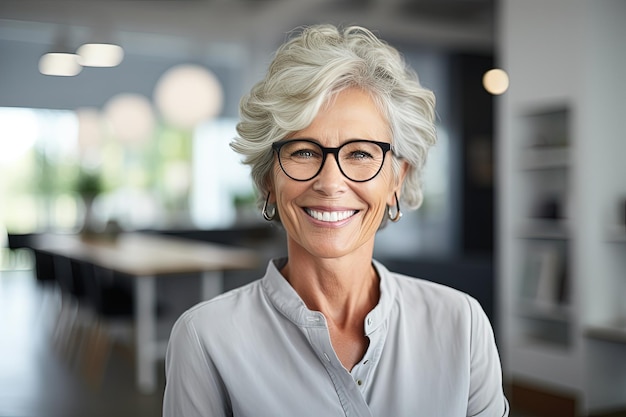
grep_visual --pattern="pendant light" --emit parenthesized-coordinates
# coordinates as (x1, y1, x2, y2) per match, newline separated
(39, 28, 81, 77)
(77, 43, 124, 68)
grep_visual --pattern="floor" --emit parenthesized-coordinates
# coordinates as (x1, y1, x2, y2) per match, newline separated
(0, 257, 165, 417)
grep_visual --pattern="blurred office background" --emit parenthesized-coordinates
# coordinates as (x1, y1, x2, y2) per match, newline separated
(1, 0, 625, 416)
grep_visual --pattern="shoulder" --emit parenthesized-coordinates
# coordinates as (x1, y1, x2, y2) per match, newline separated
(164, 284, 267, 417)
(166, 278, 273, 372)
(381, 266, 487, 327)
(169, 279, 269, 352)
(390, 270, 475, 308)
(382, 267, 494, 351)
(175, 279, 265, 329)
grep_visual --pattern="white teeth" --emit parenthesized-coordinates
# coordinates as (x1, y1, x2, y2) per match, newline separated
(306, 209, 356, 222)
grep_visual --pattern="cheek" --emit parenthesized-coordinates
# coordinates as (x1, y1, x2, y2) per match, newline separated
(272, 173, 305, 214)
(361, 175, 395, 222)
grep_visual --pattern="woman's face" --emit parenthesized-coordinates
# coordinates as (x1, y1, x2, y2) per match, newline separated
(269, 87, 408, 260)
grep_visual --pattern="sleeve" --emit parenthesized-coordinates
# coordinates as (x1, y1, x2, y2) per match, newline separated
(162, 313, 231, 417)
(466, 296, 510, 417)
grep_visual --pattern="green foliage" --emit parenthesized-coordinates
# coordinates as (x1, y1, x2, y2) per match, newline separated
(75, 169, 103, 197)
(232, 191, 257, 208)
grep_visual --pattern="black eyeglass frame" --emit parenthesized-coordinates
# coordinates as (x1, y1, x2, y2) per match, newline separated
(272, 138, 393, 182)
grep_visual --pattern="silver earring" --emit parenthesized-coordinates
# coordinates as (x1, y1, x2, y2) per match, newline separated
(262, 192, 276, 221)
(388, 192, 402, 222)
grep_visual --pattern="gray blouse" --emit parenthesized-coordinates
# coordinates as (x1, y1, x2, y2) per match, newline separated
(163, 258, 509, 417)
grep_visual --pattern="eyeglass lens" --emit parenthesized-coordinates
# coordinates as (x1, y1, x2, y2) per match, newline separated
(276, 140, 388, 182)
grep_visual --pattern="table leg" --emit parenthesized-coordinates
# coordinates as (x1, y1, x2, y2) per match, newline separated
(135, 275, 157, 394)
(202, 270, 224, 301)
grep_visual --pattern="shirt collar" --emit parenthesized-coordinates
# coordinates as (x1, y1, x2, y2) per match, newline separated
(261, 257, 397, 332)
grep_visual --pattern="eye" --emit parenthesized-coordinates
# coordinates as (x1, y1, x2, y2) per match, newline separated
(341, 141, 380, 161)
(348, 150, 374, 160)
(282, 141, 322, 161)
(291, 148, 316, 159)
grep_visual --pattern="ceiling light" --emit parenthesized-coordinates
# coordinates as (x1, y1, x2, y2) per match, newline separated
(153, 64, 224, 129)
(38, 52, 82, 76)
(483, 69, 509, 95)
(77, 43, 124, 67)
(104, 93, 155, 144)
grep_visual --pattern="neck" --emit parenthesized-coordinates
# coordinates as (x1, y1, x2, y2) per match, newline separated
(281, 243, 379, 328)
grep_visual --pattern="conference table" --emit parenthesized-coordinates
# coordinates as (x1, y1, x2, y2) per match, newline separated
(33, 232, 260, 394)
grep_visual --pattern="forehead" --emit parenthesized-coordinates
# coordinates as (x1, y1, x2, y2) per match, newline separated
(293, 87, 391, 144)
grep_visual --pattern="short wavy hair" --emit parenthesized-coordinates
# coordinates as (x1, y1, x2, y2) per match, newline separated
(231, 24, 437, 212)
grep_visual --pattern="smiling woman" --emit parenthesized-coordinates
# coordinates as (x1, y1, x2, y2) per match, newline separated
(163, 24, 509, 417)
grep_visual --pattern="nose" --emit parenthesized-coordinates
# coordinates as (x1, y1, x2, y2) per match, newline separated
(312, 153, 347, 194)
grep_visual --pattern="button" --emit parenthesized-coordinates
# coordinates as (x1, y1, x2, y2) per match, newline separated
(363, 359, 369, 365)
(323, 353, 331, 362)
(366, 317, 372, 326)
(356, 379, 363, 386)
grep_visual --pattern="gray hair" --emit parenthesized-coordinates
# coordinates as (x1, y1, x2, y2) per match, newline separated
(231, 24, 437, 211)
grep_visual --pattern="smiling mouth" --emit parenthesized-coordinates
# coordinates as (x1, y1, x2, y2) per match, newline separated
(304, 208, 358, 222)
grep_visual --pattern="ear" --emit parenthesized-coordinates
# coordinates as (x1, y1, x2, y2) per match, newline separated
(387, 160, 409, 206)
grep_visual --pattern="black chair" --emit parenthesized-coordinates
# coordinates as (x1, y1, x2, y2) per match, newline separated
(51, 254, 89, 360)
(86, 265, 134, 318)
(5, 232, 36, 271)
(55, 255, 88, 303)
(78, 262, 134, 385)
(32, 249, 56, 285)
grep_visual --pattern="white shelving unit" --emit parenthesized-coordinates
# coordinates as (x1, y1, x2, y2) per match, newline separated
(498, 1, 626, 415)
(503, 105, 584, 399)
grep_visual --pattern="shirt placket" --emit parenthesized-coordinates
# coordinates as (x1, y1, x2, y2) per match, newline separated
(304, 312, 374, 417)
(351, 312, 386, 397)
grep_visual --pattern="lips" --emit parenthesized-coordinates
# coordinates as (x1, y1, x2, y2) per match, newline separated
(304, 208, 358, 222)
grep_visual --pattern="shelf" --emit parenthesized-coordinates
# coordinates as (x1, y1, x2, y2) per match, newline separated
(513, 99, 573, 352)
(516, 299, 573, 323)
(515, 299, 574, 348)
(520, 106, 570, 148)
(517, 220, 570, 240)
(510, 340, 580, 391)
(519, 146, 571, 170)
(585, 322, 626, 344)
(606, 226, 626, 243)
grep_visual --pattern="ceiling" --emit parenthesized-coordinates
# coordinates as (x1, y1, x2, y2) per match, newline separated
(0, 0, 496, 58)
(0, 0, 496, 112)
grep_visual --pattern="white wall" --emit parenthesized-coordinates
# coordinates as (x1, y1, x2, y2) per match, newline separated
(579, 0, 626, 326)
(498, 0, 626, 412)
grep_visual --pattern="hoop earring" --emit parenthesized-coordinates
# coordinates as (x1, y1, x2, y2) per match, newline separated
(262, 192, 276, 221)
(388, 192, 402, 223)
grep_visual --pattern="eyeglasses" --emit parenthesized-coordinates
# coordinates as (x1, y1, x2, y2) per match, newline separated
(272, 139, 392, 182)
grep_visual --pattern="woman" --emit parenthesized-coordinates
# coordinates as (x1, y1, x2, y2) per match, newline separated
(163, 24, 509, 416)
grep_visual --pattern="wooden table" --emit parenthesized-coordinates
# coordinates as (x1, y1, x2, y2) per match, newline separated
(33, 232, 259, 394)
